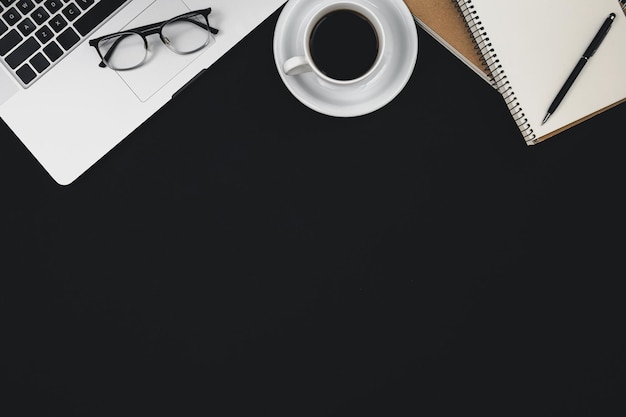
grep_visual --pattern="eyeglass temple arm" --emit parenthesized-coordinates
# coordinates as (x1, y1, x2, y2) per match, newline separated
(102, 12, 219, 38)
(189, 18, 219, 34)
(131, 17, 219, 34)
(88, 38, 106, 67)
(174, 8, 218, 34)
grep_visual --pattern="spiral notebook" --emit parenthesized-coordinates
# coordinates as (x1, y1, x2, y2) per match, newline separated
(403, 0, 491, 83)
(405, 0, 626, 145)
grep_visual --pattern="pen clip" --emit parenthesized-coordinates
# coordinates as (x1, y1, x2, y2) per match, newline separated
(587, 13, 615, 58)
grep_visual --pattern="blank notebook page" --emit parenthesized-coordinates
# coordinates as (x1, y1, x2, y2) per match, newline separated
(466, 0, 626, 141)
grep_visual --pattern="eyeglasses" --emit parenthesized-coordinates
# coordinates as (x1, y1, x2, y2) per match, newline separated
(89, 8, 219, 71)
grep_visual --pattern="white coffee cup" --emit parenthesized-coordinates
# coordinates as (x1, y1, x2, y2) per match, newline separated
(282, 1, 386, 85)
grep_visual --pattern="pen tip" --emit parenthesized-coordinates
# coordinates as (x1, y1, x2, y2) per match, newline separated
(542, 113, 551, 125)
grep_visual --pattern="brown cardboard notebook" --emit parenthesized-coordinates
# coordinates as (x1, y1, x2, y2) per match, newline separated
(403, 0, 491, 83)
(403, 0, 626, 145)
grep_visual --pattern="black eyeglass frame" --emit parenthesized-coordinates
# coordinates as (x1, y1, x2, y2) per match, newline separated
(88, 8, 219, 70)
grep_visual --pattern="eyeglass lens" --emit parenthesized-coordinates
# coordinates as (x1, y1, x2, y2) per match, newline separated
(98, 33, 147, 71)
(161, 13, 211, 54)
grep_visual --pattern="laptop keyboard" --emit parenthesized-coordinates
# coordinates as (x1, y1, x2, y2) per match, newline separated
(0, 0, 126, 88)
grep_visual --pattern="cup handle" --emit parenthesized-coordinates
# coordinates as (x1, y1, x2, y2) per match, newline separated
(283, 55, 312, 76)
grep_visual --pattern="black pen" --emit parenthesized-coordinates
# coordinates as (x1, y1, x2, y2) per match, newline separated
(542, 13, 616, 125)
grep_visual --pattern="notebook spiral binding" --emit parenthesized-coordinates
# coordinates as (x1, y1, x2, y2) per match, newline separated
(453, 0, 537, 144)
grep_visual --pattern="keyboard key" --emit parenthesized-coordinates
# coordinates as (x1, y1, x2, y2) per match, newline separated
(0, 28, 21, 55)
(42, 39, 60, 60)
(15, 62, 35, 83)
(16, 17, 35, 35)
(2, 7, 20, 25)
(43, 0, 61, 14)
(16, 0, 34, 14)
(74, 0, 126, 36)
(61, 3, 78, 21)
(34, 24, 51, 43)
(29, 50, 48, 71)
(0, 0, 18, 7)
(56, 26, 76, 49)
(74, 0, 93, 11)
(48, 13, 65, 32)
(30, 6, 49, 24)
(5, 36, 38, 68)
(0, 19, 7, 36)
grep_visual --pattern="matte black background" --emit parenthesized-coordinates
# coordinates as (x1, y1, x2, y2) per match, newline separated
(1, 6, 625, 416)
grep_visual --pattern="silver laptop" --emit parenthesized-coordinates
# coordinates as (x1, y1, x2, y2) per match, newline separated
(0, 0, 285, 185)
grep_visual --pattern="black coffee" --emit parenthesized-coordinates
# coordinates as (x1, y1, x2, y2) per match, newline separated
(309, 9, 379, 81)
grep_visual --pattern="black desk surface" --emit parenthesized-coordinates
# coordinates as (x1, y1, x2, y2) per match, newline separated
(2, 7, 625, 416)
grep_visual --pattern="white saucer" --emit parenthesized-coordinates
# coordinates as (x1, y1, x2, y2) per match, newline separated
(273, 0, 418, 117)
